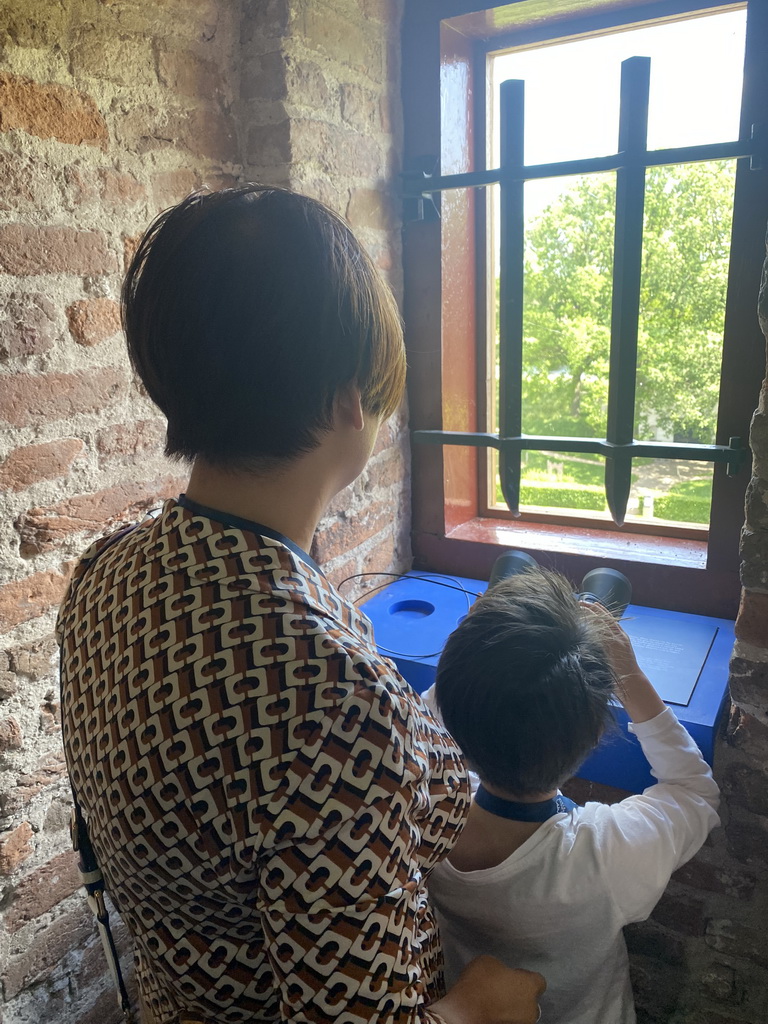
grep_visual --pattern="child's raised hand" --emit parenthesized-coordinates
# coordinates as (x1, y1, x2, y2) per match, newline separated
(579, 600, 641, 682)
(580, 600, 666, 724)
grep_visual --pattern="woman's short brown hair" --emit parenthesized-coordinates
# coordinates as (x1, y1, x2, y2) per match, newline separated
(122, 185, 405, 468)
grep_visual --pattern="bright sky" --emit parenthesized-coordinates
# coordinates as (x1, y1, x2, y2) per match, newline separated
(490, 7, 747, 216)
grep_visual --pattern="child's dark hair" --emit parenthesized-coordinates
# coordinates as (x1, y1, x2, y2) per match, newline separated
(122, 184, 405, 470)
(435, 567, 617, 796)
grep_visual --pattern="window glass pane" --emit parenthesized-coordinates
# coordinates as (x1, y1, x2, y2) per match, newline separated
(625, 458, 713, 527)
(489, 8, 746, 165)
(521, 173, 615, 439)
(488, 167, 726, 529)
(635, 161, 737, 447)
(491, 454, 714, 528)
(486, 9, 745, 531)
(489, 173, 616, 441)
(511, 451, 609, 517)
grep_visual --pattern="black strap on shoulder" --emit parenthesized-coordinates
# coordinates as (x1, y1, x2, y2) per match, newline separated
(70, 797, 136, 1020)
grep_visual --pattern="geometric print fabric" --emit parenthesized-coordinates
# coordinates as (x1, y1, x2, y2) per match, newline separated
(57, 499, 470, 1023)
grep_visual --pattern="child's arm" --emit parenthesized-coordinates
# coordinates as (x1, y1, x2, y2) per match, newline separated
(580, 604, 720, 923)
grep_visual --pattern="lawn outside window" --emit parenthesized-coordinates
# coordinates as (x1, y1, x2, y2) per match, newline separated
(402, 0, 768, 617)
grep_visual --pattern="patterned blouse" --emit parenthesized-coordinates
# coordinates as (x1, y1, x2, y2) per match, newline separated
(58, 497, 470, 1023)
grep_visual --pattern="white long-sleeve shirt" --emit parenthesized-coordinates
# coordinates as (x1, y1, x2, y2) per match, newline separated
(426, 707, 720, 1024)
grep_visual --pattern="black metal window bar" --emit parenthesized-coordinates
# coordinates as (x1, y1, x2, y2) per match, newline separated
(405, 56, 763, 526)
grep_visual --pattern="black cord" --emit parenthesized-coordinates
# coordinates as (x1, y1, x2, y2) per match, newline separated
(338, 571, 482, 604)
(338, 572, 481, 660)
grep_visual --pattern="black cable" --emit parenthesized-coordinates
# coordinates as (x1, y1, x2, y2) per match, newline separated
(337, 572, 481, 660)
(338, 571, 481, 603)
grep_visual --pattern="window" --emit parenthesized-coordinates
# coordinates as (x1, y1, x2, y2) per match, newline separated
(402, 0, 768, 617)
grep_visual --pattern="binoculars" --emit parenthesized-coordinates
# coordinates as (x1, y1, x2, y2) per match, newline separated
(489, 550, 632, 620)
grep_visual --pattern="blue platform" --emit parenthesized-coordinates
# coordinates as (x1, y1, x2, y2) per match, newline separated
(362, 572, 734, 794)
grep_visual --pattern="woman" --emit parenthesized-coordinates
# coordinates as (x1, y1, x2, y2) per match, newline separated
(58, 186, 544, 1024)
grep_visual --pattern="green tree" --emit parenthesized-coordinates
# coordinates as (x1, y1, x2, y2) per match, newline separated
(515, 161, 735, 443)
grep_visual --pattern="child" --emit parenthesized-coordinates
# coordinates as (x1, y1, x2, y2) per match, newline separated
(424, 567, 720, 1024)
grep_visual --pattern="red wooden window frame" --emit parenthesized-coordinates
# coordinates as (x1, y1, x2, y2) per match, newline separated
(402, 0, 768, 618)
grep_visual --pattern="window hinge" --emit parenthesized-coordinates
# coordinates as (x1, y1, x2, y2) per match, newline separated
(402, 156, 440, 222)
(750, 123, 767, 171)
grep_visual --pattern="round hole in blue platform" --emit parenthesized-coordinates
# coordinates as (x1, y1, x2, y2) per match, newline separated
(389, 599, 435, 619)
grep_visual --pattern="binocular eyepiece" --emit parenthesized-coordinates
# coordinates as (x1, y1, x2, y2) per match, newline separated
(488, 550, 632, 620)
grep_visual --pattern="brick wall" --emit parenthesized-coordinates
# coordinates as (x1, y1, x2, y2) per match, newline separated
(2, 2, 768, 1023)
(239, 0, 409, 595)
(0, 2, 407, 1020)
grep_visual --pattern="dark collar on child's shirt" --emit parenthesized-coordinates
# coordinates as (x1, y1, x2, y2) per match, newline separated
(475, 784, 578, 822)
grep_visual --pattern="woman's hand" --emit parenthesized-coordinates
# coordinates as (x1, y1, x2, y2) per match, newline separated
(431, 955, 546, 1024)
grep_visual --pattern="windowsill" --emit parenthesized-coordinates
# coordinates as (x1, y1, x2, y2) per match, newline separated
(448, 516, 708, 570)
(412, 515, 741, 616)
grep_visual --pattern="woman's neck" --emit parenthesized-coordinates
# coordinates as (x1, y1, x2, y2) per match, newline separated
(184, 457, 334, 554)
(183, 393, 376, 554)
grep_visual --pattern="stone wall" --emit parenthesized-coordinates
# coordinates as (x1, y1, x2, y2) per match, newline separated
(0, 2, 407, 1021)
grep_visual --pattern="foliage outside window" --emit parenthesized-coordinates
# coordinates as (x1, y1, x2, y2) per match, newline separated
(485, 10, 745, 532)
(493, 161, 736, 527)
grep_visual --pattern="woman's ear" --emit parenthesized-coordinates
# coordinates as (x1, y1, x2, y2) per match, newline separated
(335, 384, 366, 431)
